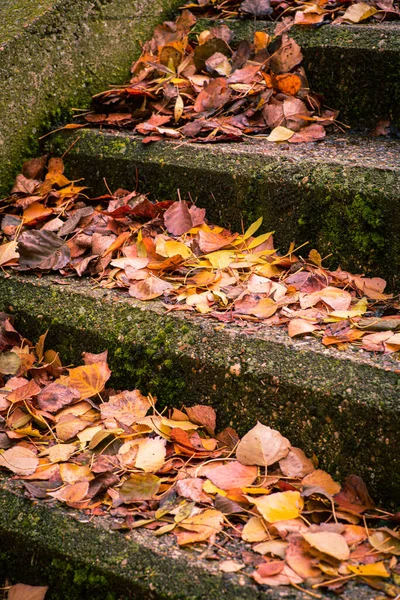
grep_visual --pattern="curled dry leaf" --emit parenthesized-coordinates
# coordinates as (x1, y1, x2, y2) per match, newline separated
(176, 509, 224, 545)
(241, 516, 269, 542)
(236, 422, 291, 466)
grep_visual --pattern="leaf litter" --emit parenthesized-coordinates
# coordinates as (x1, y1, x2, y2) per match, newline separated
(0, 321, 399, 597)
(74, 11, 338, 144)
(182, 0, 400, 24)
(1, 157, 399, 362)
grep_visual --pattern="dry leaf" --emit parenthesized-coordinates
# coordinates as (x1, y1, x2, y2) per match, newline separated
(302, 531, 350, 560)
(236, 422, 291, 466)
(248, 491, 304, 523)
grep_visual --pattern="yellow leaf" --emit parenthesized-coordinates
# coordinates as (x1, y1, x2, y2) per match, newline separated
(267, 126, 294, 142)
(343, 2, 377, 22)
(247, 231, 274, 250)
(203, 480, 227, 496)
(241, 516, 268, 542)
(164, 240, 192, 259)
(248, 491, 304, 523)
(174, 94, 184, 122)
(176, 509, 224, 545)
(348, 562, 390, 578)
(205, 250, 235, 269)
(302, 532, 350, 560)
(243, 216, 263, 240)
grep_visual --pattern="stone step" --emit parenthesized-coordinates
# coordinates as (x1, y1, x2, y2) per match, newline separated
(0, 0, 185, 196)
(0, 476, 376, 600)
(194, 20, 400, 131)
(49, 129, 400, 289)
(1, 274, 398, 506)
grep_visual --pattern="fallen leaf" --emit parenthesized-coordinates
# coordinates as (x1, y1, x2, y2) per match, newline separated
(343, 2, 378, 22)
(203, 461, 258, 490)
(66, 362, 111, 400)
(176, 509, 224, 544)
(236, 422, 291, 466)
(302, 531, 350, 560)
(248, 491, 304, 523)
(0, 446, 39, 475)
(8, 584, 48, 600)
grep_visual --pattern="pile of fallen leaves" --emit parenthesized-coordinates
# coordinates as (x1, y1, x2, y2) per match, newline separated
(0, 318, 400, 597)
(1, 156, 400, 358)
(78, 10, 337, 143)
(183, 0, 400, 24)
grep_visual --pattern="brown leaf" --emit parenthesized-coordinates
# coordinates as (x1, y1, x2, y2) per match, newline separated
(185, 405, 216, 435)
(302, 469, 341, 496)
(203, 461, 258, 490)
(118, 473, 161, 503)
(194, 78, 231, 114)
(8, 584, 48, 600)
(18, 230, 70, 271)
(176, 477, 212, 503)
(239, 0, 272, 16)
(129, 276, 173, 300)
(100, 390, 151, 427)
(7, 379, 41, 403)
(36, 383, 80, 412)
(0, 445, 39, 475)
(279, 448, 314, 478)
(236, 422, 291, 466)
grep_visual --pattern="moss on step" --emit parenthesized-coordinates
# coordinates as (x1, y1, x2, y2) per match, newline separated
(0, 0, 184, 195)
(1, 274, 399, 507)
(48, 129, 400, 290)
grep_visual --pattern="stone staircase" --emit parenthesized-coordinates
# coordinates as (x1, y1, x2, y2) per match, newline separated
(1, 2, 400, 598)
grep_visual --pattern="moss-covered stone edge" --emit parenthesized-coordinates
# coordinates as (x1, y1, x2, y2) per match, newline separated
(48, 130, 400, 290)
(0, 0, 184, 195)
(1, 274, 399, 505)
(0, 479, 271, 600)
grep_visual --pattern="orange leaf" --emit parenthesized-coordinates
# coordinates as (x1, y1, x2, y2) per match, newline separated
(67, 362, 111, 399)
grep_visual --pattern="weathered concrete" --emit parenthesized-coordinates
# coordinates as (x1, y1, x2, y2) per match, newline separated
(48, 129, 400, 289)
(0, 0, 183, 195)
(194, 20, 400, 130)
(1, 273, 399, 506)
(0, 477, 377, 599)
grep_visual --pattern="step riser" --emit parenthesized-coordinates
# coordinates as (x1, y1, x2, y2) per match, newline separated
(2, 276, 399, 506)
(196, 20, 400, 130)
(49, 130, 400, 290)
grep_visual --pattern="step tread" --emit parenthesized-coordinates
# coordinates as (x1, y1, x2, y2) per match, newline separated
(1, 273, 398, 504)
(196, 19, 400, 49)
(0, 476, 376, 600)
(59, 129, 400, 171)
